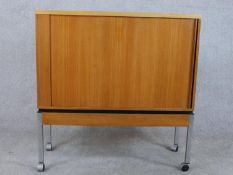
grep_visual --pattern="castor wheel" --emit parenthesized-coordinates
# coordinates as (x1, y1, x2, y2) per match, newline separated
(46, 142, 52, 151)
(180, 163, 189, 172)
(170, 144, 178, 152)
(37, 162, 45, 172)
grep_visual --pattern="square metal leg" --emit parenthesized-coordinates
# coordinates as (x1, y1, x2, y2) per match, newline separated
(180, 115, 194, 172)
(46, 125, 53, 151)
(171, 127, 179, 152)
(37, 112, 45, 172)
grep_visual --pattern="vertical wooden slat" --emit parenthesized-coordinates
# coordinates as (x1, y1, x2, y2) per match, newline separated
(36, 14, 51, 107)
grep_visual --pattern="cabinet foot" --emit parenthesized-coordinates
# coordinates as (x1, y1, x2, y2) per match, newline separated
(180, 162, 189, 172)
(37, 162, 45, 172)
(170, 144, 178, 152)
(46, 143, 52, 151)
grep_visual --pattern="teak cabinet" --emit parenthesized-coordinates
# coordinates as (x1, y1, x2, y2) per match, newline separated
(35, 10, 201, 172)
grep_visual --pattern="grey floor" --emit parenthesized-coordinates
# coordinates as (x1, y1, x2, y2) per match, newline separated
(1, 126, 233, 175)
(1, 0, 233, 174)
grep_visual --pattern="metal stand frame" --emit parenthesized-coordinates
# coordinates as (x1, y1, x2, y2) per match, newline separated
(171, 127, 179, 152)
(37, 113, 45, 172)
(46, 125, 52, 151)
(36, 111, 194, 172)
(180, 115, 194, 171)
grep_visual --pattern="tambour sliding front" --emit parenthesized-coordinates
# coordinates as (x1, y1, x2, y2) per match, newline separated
(35, 10, 201, 172)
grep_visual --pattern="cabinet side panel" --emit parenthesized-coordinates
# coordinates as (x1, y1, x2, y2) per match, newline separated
(191, 19, 201, 110)
(36, 14, 51, 107)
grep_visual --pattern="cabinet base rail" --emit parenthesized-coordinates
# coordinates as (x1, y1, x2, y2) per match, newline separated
(37, 112, 194, 172)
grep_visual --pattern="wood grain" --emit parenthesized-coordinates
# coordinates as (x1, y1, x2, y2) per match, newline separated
(35, 10, 201, 19)
(36, 14, 51, 107)
(191, 19, 201, 110)
(42, 113, 189, 126)
(50, 16, 197, 110)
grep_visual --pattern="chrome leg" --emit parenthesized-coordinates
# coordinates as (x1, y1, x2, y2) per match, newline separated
(184, 115, 194, 163)
(180, 115, 194, 172)
(171, 127, 179, 152)
(37, 112, 45, 172)
(46, 125, 53, 151)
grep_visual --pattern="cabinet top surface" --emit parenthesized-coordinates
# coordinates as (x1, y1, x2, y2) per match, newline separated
(35, 10, 201, 19)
